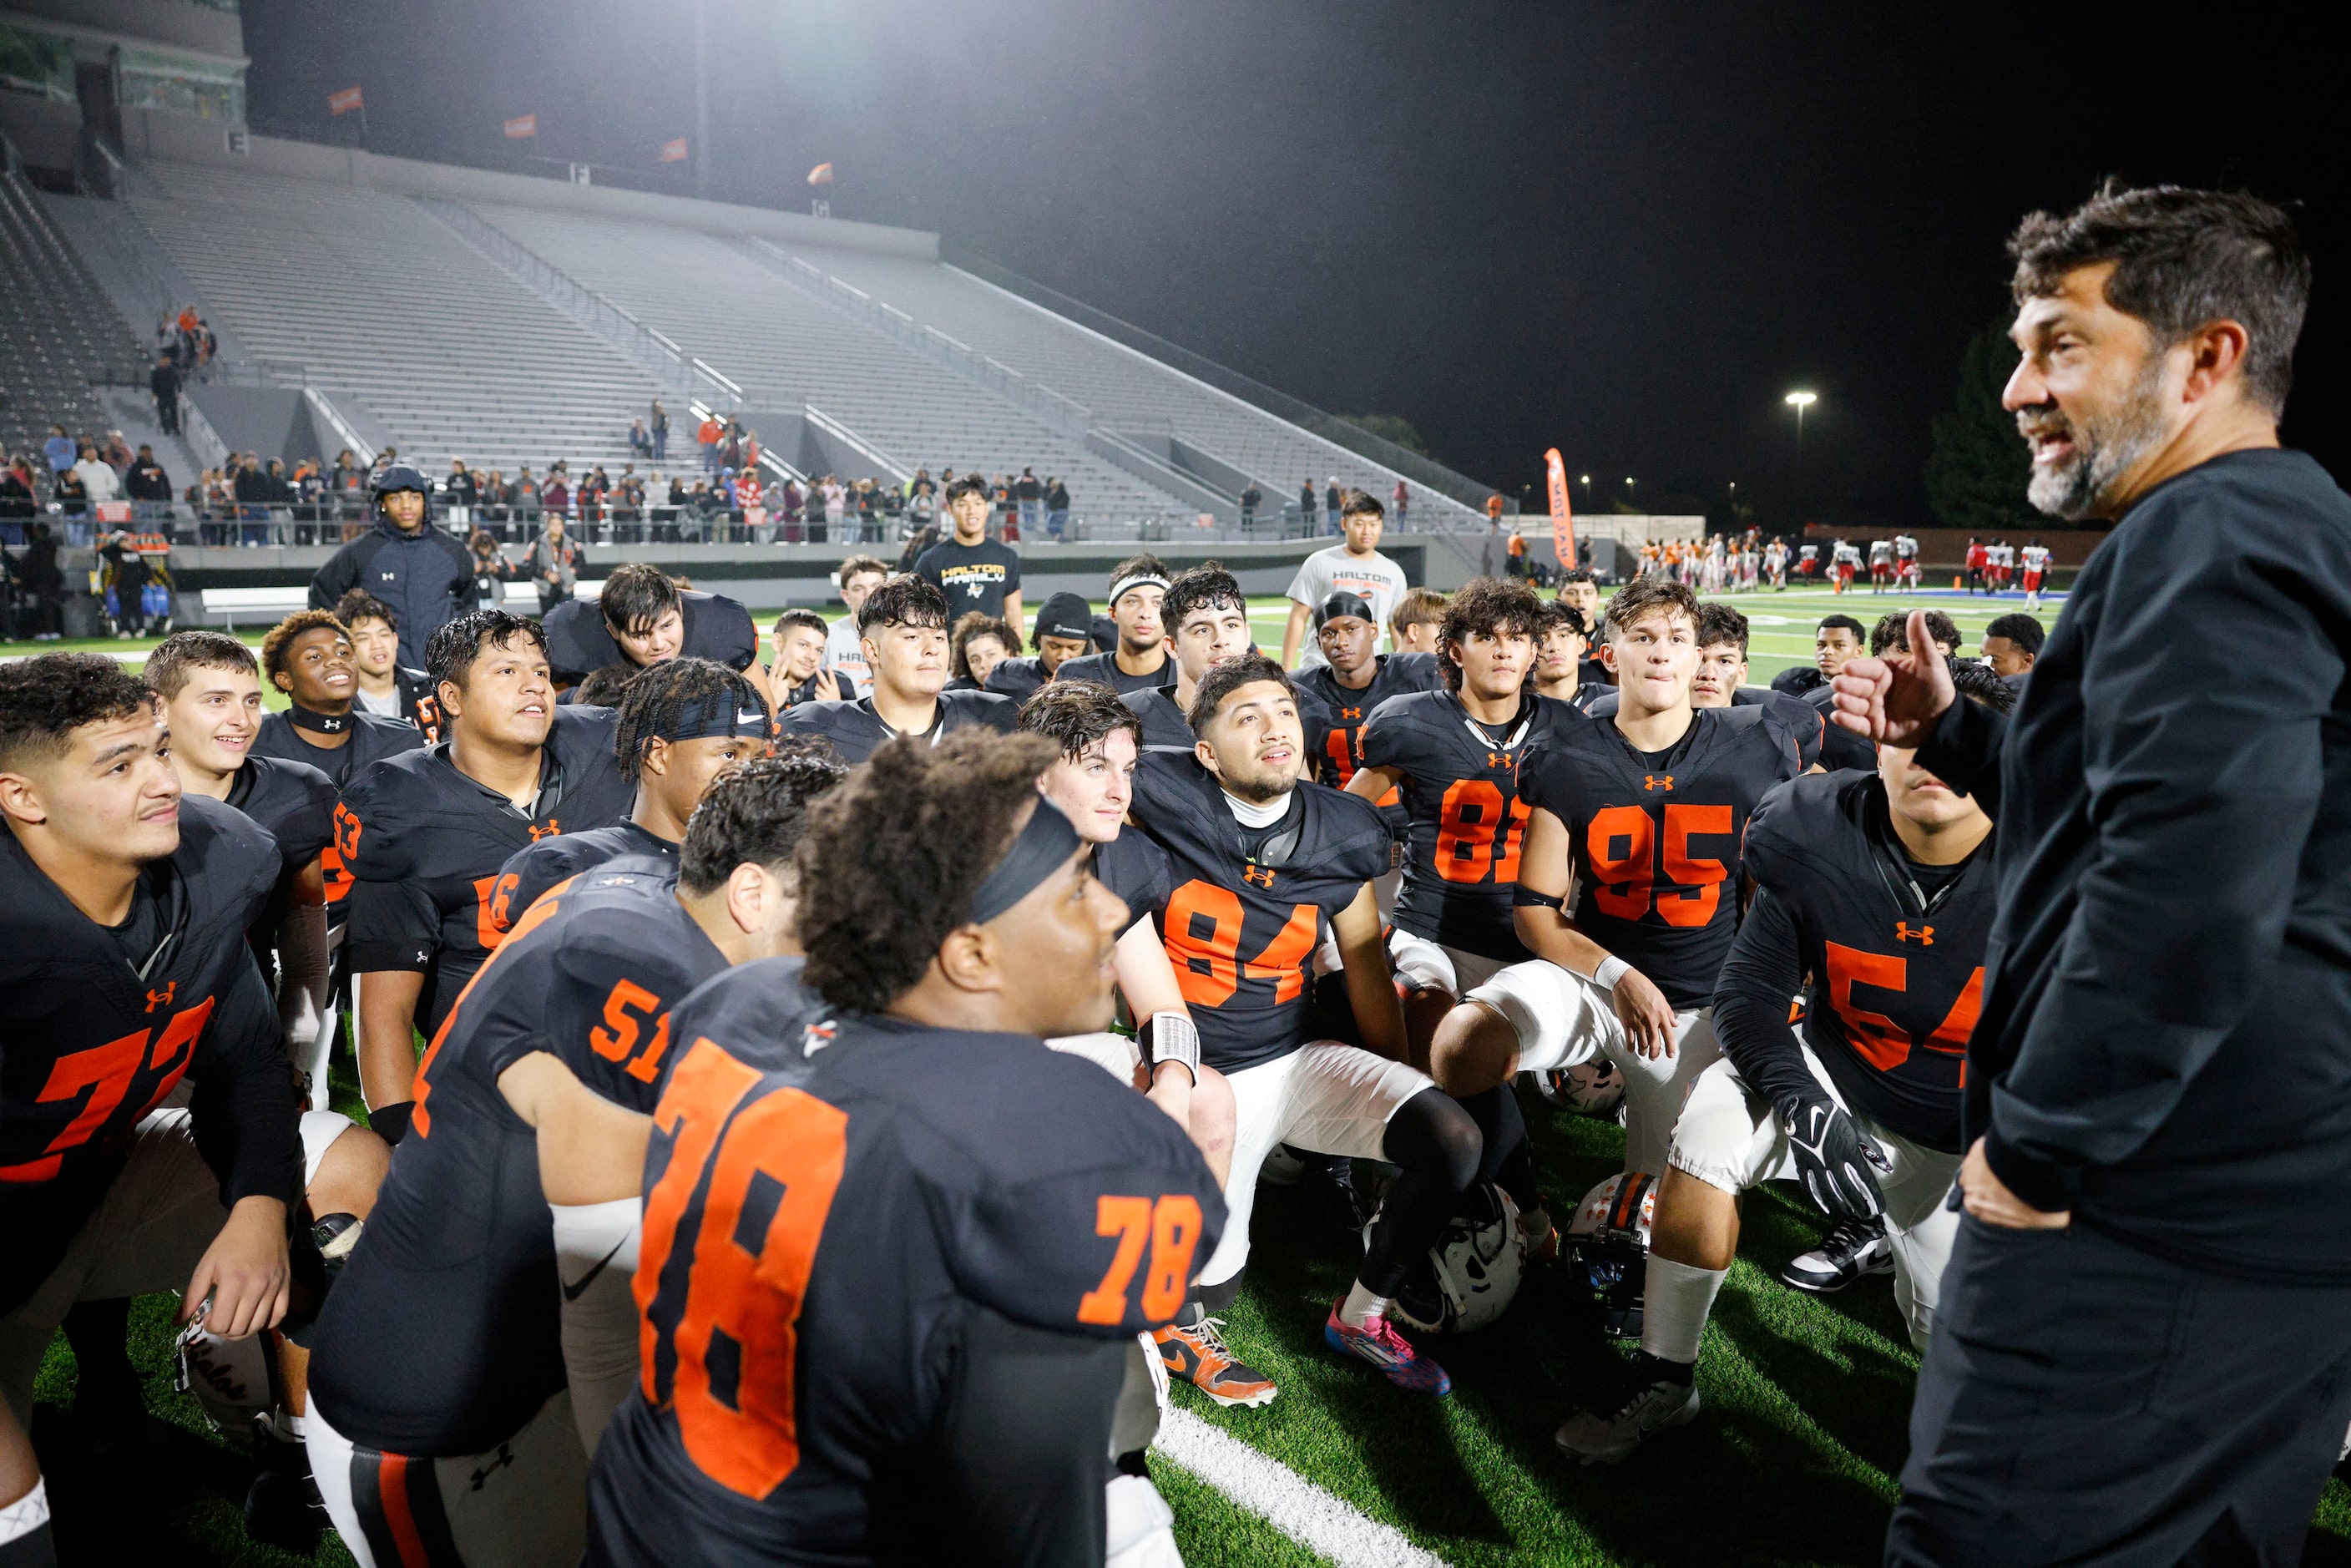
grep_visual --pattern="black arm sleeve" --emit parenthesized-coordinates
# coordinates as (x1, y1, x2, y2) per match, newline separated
(930, 1313, 1121, 1568)
(1914, 692, 2006, 818)
(1711, 887, 1825, 1118)
(188, 953, 303, 1211)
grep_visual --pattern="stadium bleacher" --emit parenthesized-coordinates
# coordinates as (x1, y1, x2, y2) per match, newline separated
(0, 160, 148, 467)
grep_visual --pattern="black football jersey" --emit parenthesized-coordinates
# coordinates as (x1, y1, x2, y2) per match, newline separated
(491, 819, 677, 938)
(584, 1014, 1223, 1566)
(1519, 703, 1802, 1009)
(1586, 685, 1825, 771)
(340, 706, 635, 1034)
(1126, 751, 1390, 1070)
(1093, 829, 1173, 929)
(1723, 772, 1992, 1152)
(1055, 650, 1175, 695)
(1358, 687, 1581, 961)
(779, 690, 1016, 766)
(1120, 683, 1338, 772)
(308, 861, 727, 1455)
(251, 709, 426, 791)
(225, 755, 336, 913)
(541, 592, 758, 682)
(982, 655, 1049, 705)
(1294, 653, 1443, 787)
(1, 796, 301, 1313)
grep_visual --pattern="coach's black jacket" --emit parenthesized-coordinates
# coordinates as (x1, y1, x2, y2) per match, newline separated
(0, 796, 303, 1313)
(1919, 448, 2351, 1283)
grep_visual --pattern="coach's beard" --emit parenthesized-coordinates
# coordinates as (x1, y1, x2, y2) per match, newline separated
(2018, 361, 2171, 521)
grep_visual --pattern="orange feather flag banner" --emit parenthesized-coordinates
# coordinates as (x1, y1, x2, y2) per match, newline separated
(327, 85, 364, 115)
(1545, 448, 1575, 567)
(807, 162, 835, 185)
(657, 138, 689, 164)
(503, 114, 538, 139)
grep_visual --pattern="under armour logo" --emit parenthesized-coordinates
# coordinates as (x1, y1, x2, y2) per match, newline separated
(468, 1444, 517, 1491)
(1341, 706, 1363, 721)
(1896, 923, 1934, 945)
(1489, 751, 1518, 771)
(1241, 866, 1276, 888)
(144, 981, 175, 1013)
(1644, 774, 1674, 792)
(378, 571, 396, 581)
(528, 819, 560, 841)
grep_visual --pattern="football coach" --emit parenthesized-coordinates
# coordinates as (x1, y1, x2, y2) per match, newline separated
(1833, 185, 2351, 1565)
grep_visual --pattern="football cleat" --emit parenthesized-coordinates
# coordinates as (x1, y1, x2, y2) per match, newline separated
(1322, 1302, 1452, 1395)
(1555, 1353, 1700, 1464)
(1153, 1317, 1277, 1408)
(1781, 1216, 1893, 1294)
(243, 1417, 326, 1550)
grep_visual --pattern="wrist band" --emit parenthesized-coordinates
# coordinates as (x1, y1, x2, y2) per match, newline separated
(0, 1478, 49, 1547)
(1592, 955, 1631, 990)
(1145, 1012, 1199, 1085)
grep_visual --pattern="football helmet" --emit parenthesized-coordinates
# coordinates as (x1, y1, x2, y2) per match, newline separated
(1564, 1171, 1657, 1339)
(1375, 1182, 1526, 1334)
(1536, 1060, 1626, 1118)
(175, 1316, 273, 1449)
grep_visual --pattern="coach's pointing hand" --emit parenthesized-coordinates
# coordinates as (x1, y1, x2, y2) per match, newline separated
(1829, 608, 1953, 746)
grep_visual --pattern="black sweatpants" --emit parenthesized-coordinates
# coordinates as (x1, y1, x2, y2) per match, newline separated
(1888, 1216, 2351, 1567)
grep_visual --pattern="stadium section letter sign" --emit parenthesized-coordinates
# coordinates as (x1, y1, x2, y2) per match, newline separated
(1545, 448, 1576, 568)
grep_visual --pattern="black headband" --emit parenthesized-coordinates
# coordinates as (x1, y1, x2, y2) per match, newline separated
(654, 690, 771, 744)
(1316, 591, 1376, 629)
(968, 799, 1084, 926)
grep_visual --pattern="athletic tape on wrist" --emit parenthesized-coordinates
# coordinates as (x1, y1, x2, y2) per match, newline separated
(1592, 955, 1631, 990)
(1146, 1012, 1199, 1085)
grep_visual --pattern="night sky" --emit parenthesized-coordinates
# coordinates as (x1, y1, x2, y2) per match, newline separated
(240, 1, 2347, 528)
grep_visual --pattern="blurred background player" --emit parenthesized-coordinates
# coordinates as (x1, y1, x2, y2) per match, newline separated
(763, 608, 839, 708)
(306, 756, 836, 1567)
(1979, 611, 2042, 694)
(1530, 600, 1604, 714)
(586, 734, 1222, 1567)
(1555, 664, 2011, 1463)
(1292, 589, 1442, 787)
(306, 463, 472, 673)
(342, 610, 633, 1147)
(1388, 586, 1449, 658)
(334, 592, 432, 729)
(781, 576, 1016, 764)
(1131, 655, 1481, 1399)
(2019, 538, 2052, 609)
(821, 554, 890, 699)
(945, 612, 1019, 693)
(1057, 555, 1176, 693)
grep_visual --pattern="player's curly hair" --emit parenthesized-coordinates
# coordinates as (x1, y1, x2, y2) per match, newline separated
(333, 590, 397, 632)
(144, 630, 256, 701)
(571, 661, 641, 708)
(1187, 653, 1293, 736)
(0, 653, 156, 772)
(427, 609, 547, 690)
(1437, 577, 1543, 691)
(797, 730, 1063, 1012)
(1603, 578, 1701, 641)
(856, 574, 949, 636)
(609, 656, 770, 783)
(949, 612, 1019, 682)
(260, 609, 349, 685)
(1019, 680, 1141, 758)
(1949, 659, 2020, 716)
(1162, 564, 1245, 630)
(679, 741, 848, 897)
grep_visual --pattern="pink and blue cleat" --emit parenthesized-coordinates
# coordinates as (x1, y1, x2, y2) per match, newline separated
(1323, 1300, 1452, 1395)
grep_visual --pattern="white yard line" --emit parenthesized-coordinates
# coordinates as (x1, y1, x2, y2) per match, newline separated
(1155, 1406, 1450, 1568)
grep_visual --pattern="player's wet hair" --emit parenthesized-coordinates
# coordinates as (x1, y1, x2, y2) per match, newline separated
(1537, 599, 1590, 642)
(1604, 578, 1701, 641)
(0, 652, 156, 772)
(678, 742, 848, 898)
(572, 661, 641, 707)
(2010, 182, 2308, 414)
(771, 608, 828, 643)
(1984, 612, 2046, 658)
(427, 608, 548, 691)
(1163, 564, 1246, 630)
(1187, 653, 1294, 736)
(1556, 569, 1596, 589)
(144, 630, 257, 701)
(1390, 587, 1448, 645)
(1339, 488, 1384, 521)
(949, 612, 1019, 682)
(797, 729, 1064, 1010)
(1695, 603, 1750, 657)
(1437, 578, 1544, 691)
(1949, 659, 2020, 716)
(1817, 614, 1866, 641)
(943, 474, 991, 507)
(599, 561, 683, 638)
(612, 656, 769, 784)
(333, 589, 397, 632)
(857, 574, 949, 636)
(260, 609, 350, 685)
(1870, 609, 1963, 657)
(1019, 680, 1142, 759)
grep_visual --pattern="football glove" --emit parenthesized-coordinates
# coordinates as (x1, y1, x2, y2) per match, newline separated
(1779, 1097, 1892, 1225)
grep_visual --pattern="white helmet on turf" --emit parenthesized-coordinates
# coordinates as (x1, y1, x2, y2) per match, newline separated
(174, 1316, 273, 1449)
(1373, 1182, 1526, 1334)
(1537, 1060, 1625, 1117)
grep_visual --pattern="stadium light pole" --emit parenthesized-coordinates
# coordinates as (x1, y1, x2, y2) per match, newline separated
(1785, 391, 1817, 522)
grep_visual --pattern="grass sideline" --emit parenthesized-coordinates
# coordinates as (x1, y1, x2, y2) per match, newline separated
(43, 580, 2349, 1566)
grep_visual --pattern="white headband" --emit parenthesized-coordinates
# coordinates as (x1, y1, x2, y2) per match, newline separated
(1108, 573, 1171, 609)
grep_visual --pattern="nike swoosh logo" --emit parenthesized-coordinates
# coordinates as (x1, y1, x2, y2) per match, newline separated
(561, 1237, 629, 1302)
